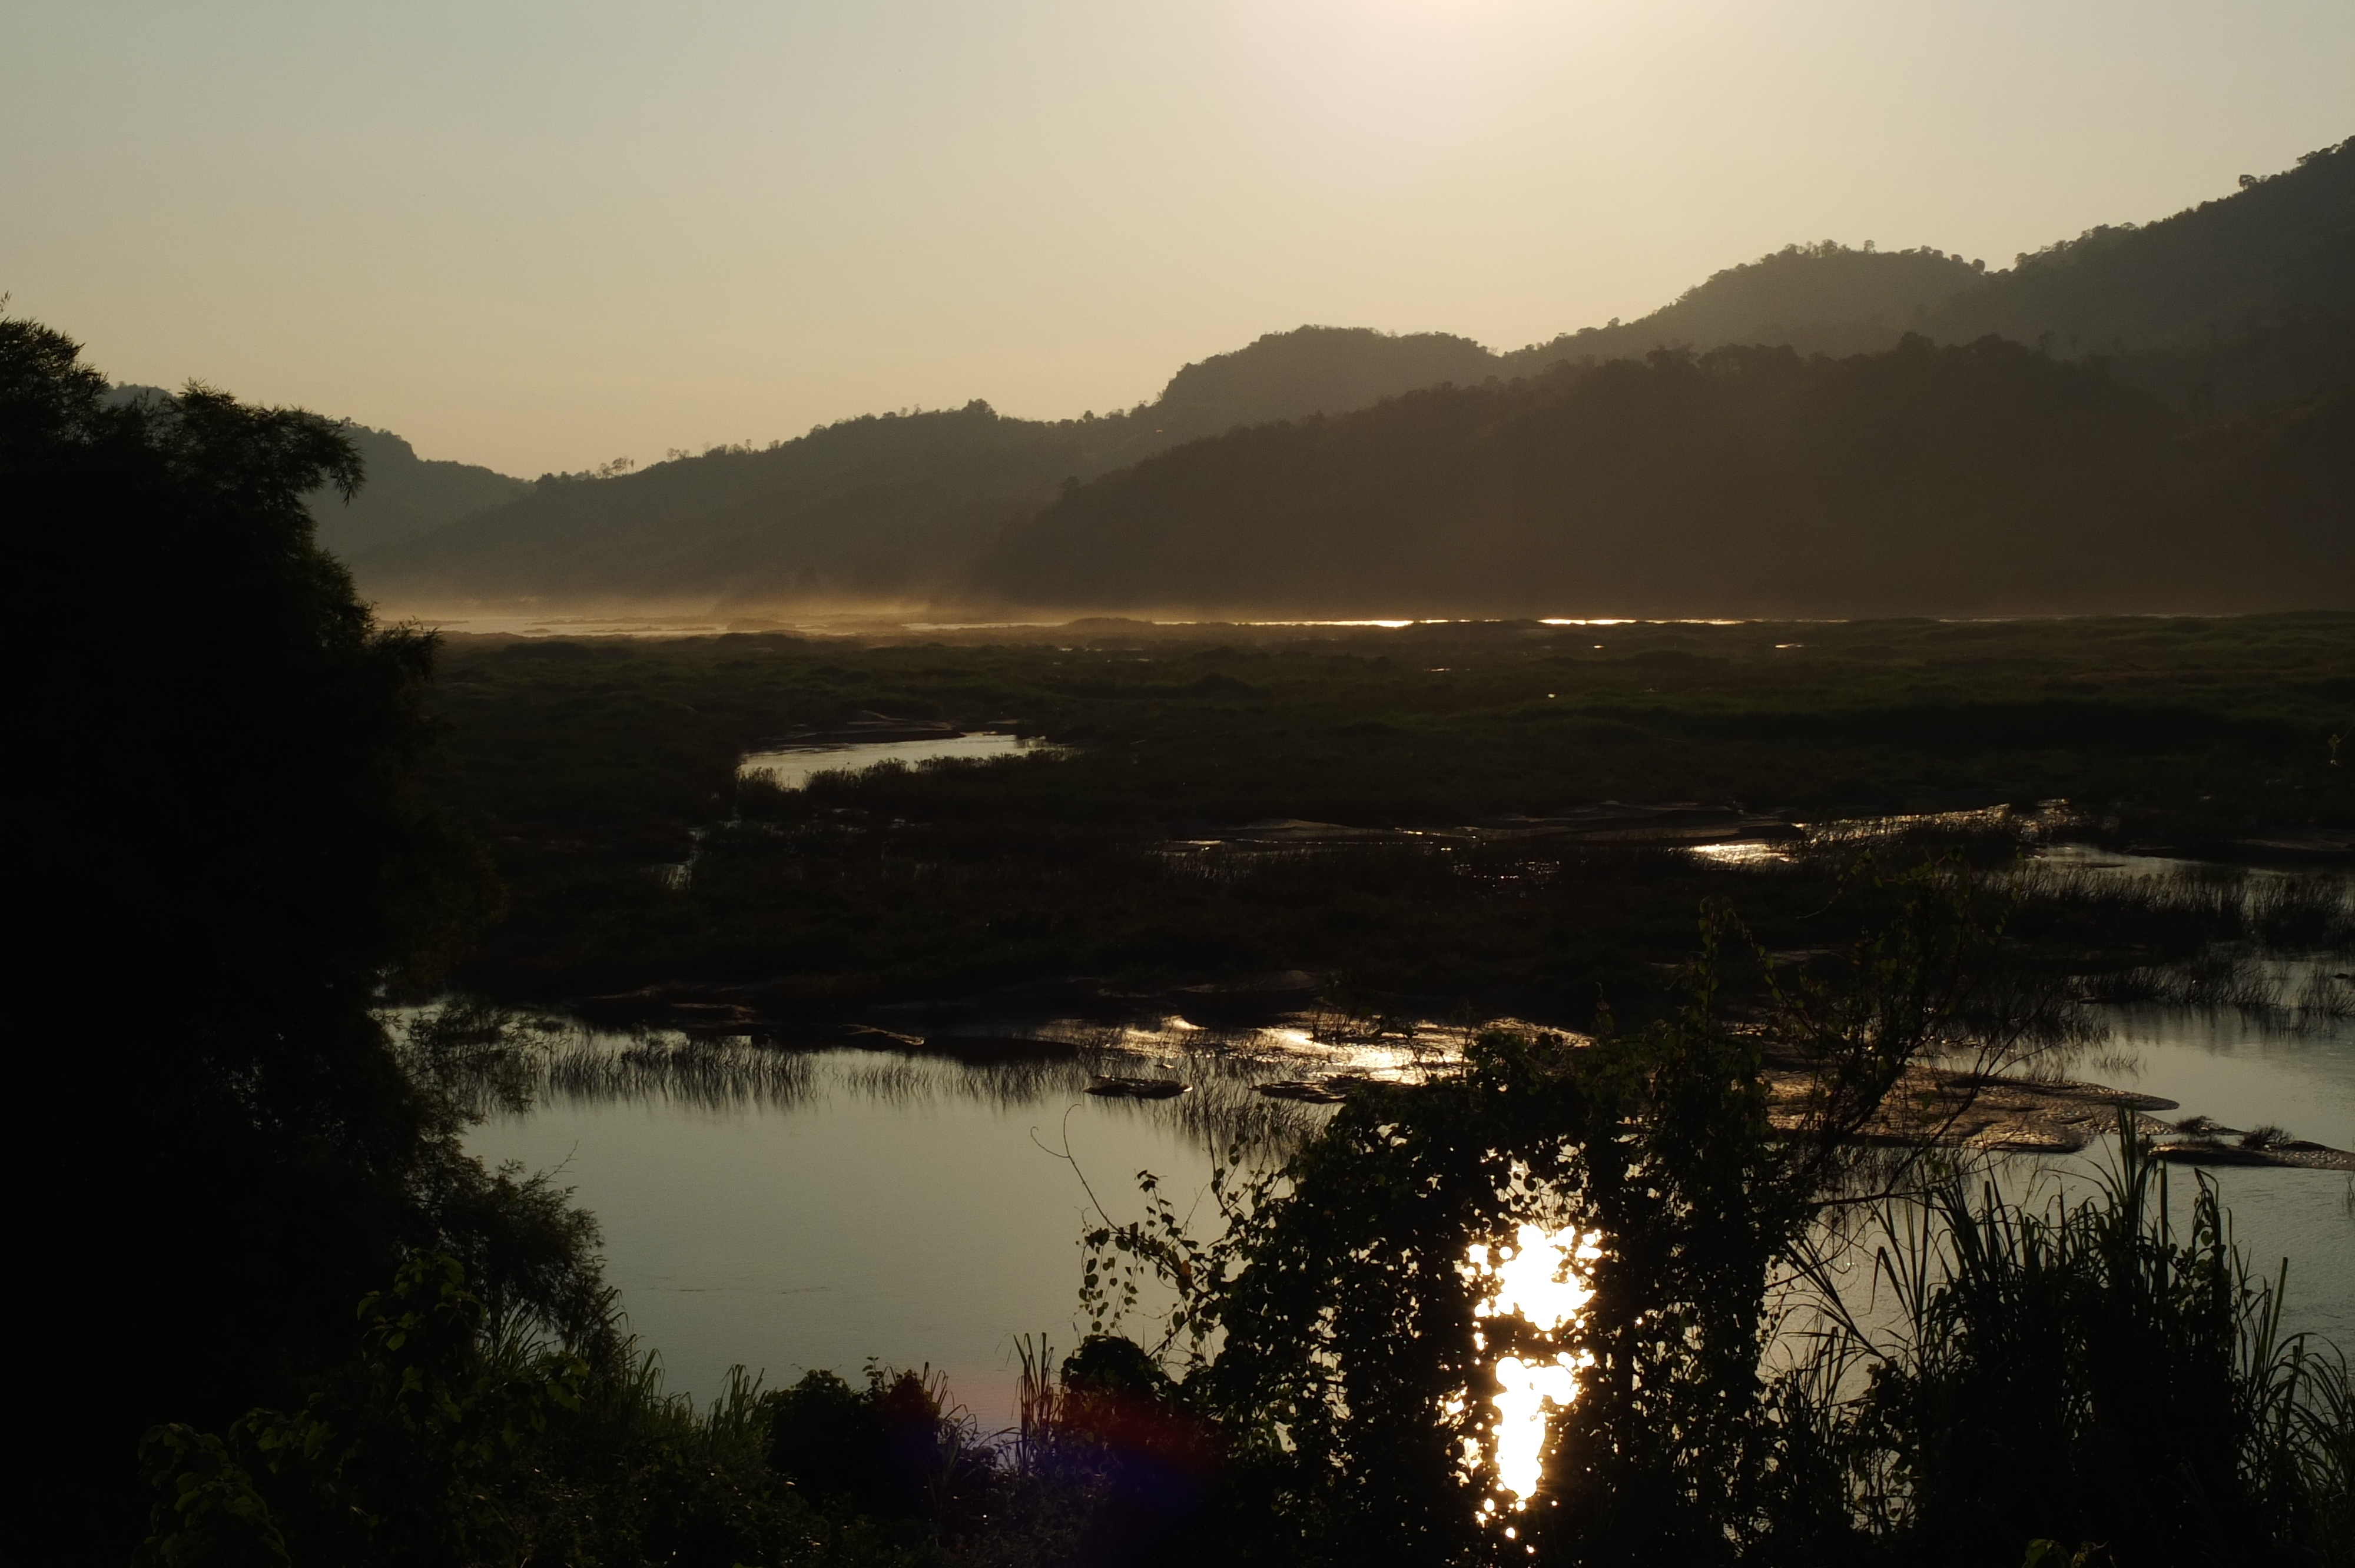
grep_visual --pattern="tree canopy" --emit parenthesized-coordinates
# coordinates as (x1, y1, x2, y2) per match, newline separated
(6, 314, 589, 1560)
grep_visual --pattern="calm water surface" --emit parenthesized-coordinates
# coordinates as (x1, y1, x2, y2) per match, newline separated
(2092, 1003, 2354, 1341)
(738, 732, 1041, 790)
(466, 1012, 2353, 1427)
(465, 843, 2355, 1422)
(470, 1060, 1216, 1425)
(465, 1033, 1359, 1424)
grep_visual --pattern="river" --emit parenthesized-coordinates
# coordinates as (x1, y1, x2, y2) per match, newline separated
(465, 738, 2354, 1428)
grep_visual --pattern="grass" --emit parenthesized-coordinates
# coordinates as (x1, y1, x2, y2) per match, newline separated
(1787, 1122, 2355, 1564)
(417, 614, 2354, 1029)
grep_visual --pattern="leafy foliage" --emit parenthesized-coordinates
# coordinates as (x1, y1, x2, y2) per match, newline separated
(142, 1256, 585, 1566)
(1059, 883, 2353, 1566)
(139, 1255, 1128, 1568)
(4, 314, 582, 1560)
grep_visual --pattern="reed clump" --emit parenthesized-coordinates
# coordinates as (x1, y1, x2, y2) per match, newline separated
(1787, 1122, 2354, 1566)
(543, 1034, 819, 1109)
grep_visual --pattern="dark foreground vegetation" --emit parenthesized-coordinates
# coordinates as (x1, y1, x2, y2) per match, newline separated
(12, 307, 2353, 1565)
(10, 315, 589, 1557)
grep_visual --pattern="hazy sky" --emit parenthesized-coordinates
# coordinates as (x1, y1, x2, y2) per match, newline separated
(5, 1, 2349, 476)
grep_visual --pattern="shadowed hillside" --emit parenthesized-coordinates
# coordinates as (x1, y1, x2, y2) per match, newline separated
(353, 329, 1515, 609)
(1152, 326, 1498, 439)
(308, 423, 526, 556)
(971, 337, 2355, 619)
(357, 401, 1138, 606)
(1925, 136, 2355, 417)
(345, 268, 1992, 613)
(1928, 139, 2355, 356)
(356, 139, 2351, 614)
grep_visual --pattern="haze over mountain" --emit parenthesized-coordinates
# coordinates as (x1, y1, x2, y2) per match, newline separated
(1497, 244, 1988, 372)
(346, 138, 2352, 617)
(340, 327, 1515, 609)
(976, 337, 2354, 619)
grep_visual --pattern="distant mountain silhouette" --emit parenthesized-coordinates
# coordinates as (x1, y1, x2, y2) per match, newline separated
(1929, 141, 2355, 353)
(1923, 137, 2355, 416)
(973, 337, 2354, 618)
(1151, 327, 1499, 440)
(308, 424, 527, 556)
(352, 331, 1523, 607)
(350, 137, 2349, 613)
(359, 402, 1140, 605)
(1500, 244, 1986, 369)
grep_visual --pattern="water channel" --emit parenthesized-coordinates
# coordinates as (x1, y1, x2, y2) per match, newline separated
(739, 731, 1040, 789)
(465, 739, 2355, 1438)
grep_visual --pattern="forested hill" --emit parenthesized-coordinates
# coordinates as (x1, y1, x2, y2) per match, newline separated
(356, 138, 2350, 612)
(353, 327, 1517, 607)
(1927, 139, 2355, 357)
(358, 401, 1140, 606)
(306, 423, 528, 556)
(1923, 136, 2355, 416)
(1500, 244, 1987, 368)
(971, 336, 2355, 619)
(341, 262, 2015, 610)
(1150, 327, 1497, 441)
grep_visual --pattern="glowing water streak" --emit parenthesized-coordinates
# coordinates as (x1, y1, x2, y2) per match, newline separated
(1461, 1222, 1601, 1512)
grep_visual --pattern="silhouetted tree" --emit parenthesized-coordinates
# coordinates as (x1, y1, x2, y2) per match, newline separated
(4, 314, 566, 1559)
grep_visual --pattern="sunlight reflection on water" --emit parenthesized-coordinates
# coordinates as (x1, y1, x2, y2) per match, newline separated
(738, 732, 1041, 788)
(453, 969, 2349, 1470)
(1461, 1223, 1601, 1515)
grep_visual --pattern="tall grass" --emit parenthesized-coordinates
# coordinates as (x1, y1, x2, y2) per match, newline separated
(544, 1034, 820, 1108)
(2005, 859, 2355, 1029)
(2022, 860, 2355, 948)
(1785, 1120, 2354, 1564)
(418, 1001, 1347, 1155)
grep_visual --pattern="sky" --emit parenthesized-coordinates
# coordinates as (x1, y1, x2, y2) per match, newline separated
(4, 1, 2350, 477)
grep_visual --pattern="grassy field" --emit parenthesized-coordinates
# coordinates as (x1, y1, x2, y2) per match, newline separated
(419, 613, 2355, 1021)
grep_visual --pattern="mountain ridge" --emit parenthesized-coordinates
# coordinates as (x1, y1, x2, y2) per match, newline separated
(970, 335, 2355, 619)
(332, 135, 2351, 614)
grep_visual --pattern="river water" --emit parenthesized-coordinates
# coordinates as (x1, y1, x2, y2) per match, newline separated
(738, 731, 1039, 790)
(463, 1001, 2353, 1430)
(465, 1031, 1353, 1427)
(465, 750, 2355, 1429)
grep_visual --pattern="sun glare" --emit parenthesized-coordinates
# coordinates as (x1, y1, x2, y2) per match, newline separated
(1461, 1223, 1601, 1514)
(1230, 0, 1566, 187)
